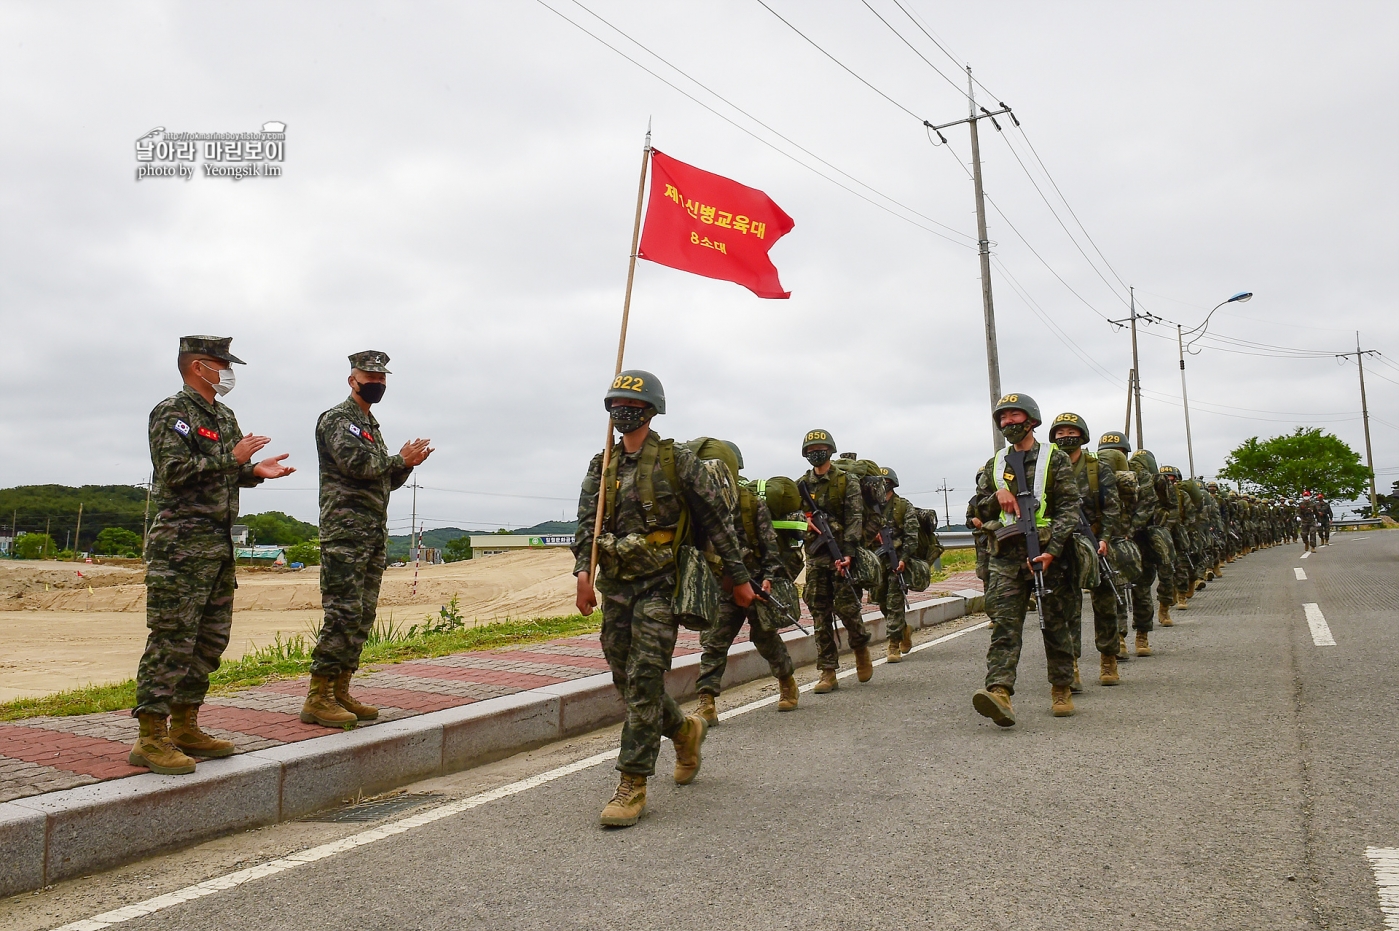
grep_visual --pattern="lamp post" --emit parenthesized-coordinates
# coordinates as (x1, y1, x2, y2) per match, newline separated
(1179, 292, 1253, 477)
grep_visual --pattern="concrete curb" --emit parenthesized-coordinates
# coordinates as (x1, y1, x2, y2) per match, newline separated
(0, 592, 979, 897)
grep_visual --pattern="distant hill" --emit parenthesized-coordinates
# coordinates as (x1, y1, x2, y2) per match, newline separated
(513, 520, 577, 535)
(0, 484, 148, 551)
(384, 522, 577, 560)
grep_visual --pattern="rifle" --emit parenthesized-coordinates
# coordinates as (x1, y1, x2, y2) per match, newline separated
(1074, 508, 1126, 610)
(867, 490, 908, 596)
(996, 449, 1052, 630)
(797, 478, 850, 643)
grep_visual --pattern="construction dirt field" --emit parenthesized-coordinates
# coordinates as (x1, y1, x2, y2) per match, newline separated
(0, 550, 580, 702)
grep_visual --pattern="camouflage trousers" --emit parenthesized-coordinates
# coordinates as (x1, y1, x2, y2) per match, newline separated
(1067, 573, 1124, 658)
(598, 574, 687, 777)
(134, 552, 235, 717)
(311, 537, 387, 676)
(983, 553, 1076, 694)
(804, 563, 870, 671)
(872, 575, 909, 642)
(1130, 532, 1172, 633)
(696, 597, 795, 696)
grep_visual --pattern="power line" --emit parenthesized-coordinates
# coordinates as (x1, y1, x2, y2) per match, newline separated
(857, 0, 970, 101)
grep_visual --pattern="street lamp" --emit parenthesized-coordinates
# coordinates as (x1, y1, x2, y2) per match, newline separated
(1178, 291, 1254, 477)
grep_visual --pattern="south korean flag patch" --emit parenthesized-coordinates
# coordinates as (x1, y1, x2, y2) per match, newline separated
(174, 419, 191, 437)
(347, 424, 363, 438)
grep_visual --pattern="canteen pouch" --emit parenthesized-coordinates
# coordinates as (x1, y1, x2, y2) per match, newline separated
(904, 557, 931, 592)
(847, 545, 884, 590)
(673, 543, 720, 631)
(1073, 533, 1100, 591)
(596, 532, 677, 582)
(753, 575, 800, 633)
(1110, 538, 1143, 583)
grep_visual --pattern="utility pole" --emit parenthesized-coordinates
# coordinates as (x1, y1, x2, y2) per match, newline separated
(409, 478, 420, 561)
(1336, 332, 1380, 516)
(72, 502, 83, 560)
(933, 479, 954, 527)
(1177, 325, 1196, 478)
(925, 68, 1015, 452)
(1123, 370, 1135, 435)
(142, 471, 153, 559)
(43, 517, 50, 559)
(1109, 287, 1153, 450)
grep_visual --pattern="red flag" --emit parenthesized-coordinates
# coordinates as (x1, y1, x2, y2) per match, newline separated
(637, 149, 794, 299)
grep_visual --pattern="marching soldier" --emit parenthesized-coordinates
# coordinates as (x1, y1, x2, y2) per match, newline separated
(970, 393, 1082, 725)
(1299, 491, 1320, 552)
(303, 351, 433, 728)
(864, 468, 920, 663)
(573, 370, 755, 828)
(130, 336, 295, 775)
(1317, 493, 1334, 545)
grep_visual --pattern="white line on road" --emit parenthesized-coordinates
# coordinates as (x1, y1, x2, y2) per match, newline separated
(1303, 603, 1335, 647)
(1365, 847, 1399, 930)
(1294, 568, 1307, 580)
(52, 619, 992, 931)
(1301, 551, 1311, 559)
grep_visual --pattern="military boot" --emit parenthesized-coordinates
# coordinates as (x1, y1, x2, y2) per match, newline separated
(1205, 569, 1216, 582)
(333, 672, 379, 721)
(696, 692, 719, 726)
(776, 675, 799, 712)
(1135, 631, 1153, 656)
(1174, 593, 1188, 610)
(900, 626, 913, 653)
(599, 773, 647, 828)
(1214, 563, 1224, 576)
(1226, 555, 1236, 563)
(301, 674, 358, 728)
(169, 703, 234, 758)
(672, 714, 708, 785)
(1099, 653, 1120, 686)
(972, 685, 1015, 727)
(813, 669, 838, 693)
(1070, 659, 1083, 693)
(886, 639, 902, 663)
(1194, 579, 1207, 593)
(129, 713, 197, 775)
(854, 646, 874, 682)
(1051, 685, 1076, 717)
(1118, 633, 1131, 661)
(1158, 602, 1174, 627)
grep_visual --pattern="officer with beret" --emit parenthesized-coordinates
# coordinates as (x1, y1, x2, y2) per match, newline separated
(302, 351, 433, 728)
(130, 336, 295, 775)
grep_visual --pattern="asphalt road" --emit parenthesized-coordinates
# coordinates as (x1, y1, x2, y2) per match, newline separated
(11, 531, 1398, 931)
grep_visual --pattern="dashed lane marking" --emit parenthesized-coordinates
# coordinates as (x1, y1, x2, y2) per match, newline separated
(1365, 847, 1399, 930)
(1303, 603, 1335, 647)
(52, 620, 992, 930)
(1301, 551, 1311, 559)
(1294, 568, 1307, 581)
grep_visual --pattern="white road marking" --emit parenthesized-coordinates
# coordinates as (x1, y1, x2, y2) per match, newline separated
(52, 619, 992, 930)
(1301, 551, 1311, 559)
(1294, 568, 1307, 580)
(1366, 847, 1399, 930)
(1303, 603, 1335, 647)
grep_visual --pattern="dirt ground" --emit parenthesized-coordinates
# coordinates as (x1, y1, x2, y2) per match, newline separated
(0, 550, 580, 702)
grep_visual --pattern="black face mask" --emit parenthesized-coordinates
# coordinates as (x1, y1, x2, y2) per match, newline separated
(1055, 434, 1085, 450)
(805, 450, 831, 467)
(1000, 422, 1032, 444)
(610, 405, 649, 434)
(356, 381, 387, 404)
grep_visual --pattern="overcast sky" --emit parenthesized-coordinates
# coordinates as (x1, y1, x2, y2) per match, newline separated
(3, 0, 1396, 533)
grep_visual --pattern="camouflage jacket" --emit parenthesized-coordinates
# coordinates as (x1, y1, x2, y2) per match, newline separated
(862, 491, 920, 560)
(797, 465, 863, 567)
(1298, 498, 1319, 526)
(974, 440, 1082, 559)
(572, 430, 750, 586)
(1071, 452, 1122, 541)
(147, 385, 263, 559)
(316, 398, 412, 542)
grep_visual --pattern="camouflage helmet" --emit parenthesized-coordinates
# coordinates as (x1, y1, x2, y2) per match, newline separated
(603, 369, 665, 414)
(1098, 431, 1131, 453)
(1048, 412, 1089, 443)
(880, 466, 900, 488)
(1097, 447, 1130, 473)
(801, 428, 837, 455)
(722, 440, 744, 471)
(1160, 465, 1183, 481)
(992, 392, 1041, 426)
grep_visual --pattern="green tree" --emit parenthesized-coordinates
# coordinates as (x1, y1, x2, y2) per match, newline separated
(1376, 479, 1399, 520)
(13, 533, 56, 559)
(93, 527, 143, 555)
(242, 511, 318, 545)
(1218, 428, 1371, 499)
(285, 540, 321, 566)
(443, 536, 473, 563)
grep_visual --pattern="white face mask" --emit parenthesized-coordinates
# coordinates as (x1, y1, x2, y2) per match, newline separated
(200, 362, 236, 397)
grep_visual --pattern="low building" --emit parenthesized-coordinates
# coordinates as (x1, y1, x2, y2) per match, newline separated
(469, 534, 573, 557)
(235, 545, 286, 566)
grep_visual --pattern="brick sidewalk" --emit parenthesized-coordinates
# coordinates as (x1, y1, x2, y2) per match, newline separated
(0, 572, 981, 805)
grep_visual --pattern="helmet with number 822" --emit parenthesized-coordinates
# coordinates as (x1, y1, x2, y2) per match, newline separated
(603, 369, 665, 414)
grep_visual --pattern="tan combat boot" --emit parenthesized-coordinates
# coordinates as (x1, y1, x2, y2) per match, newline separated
(1158, 602, 1174, 627)
(972, 685, 1015, 727)
(776, 675, 799, 712)
(696, 692, 719, 726)
(1070, 658, 1083, 693)
(1118, 633, 1130, 661)
(1051, 685, 1076, 717)
(672, 714, 708, 785)
(169, 703, 234, 758)
(900, 626, 913, 653)
(813, 669, 839, 693)
(301, 674, 358, 728)
(854, 646, 874, 683)
(1214, 563, 1224, 576)
(1100, 653, 1120, 686)
(886, 639, 902, 663)
(599, 773, 647, 827)
(1174, 593, 1188, 610)
(333, 671, 379, 721)
(129, 712, 197, 775)
(1136, 631, 1153, 656)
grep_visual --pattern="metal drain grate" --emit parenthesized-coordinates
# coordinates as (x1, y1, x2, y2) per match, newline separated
(302, 793, 442, 823)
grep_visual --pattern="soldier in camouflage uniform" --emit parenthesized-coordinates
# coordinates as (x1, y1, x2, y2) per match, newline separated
(574, 370, 754, 828)
(1115, 443, 1173, 654)
(1298, 492, 1320, 552)
(1047, 413, 1124, 689)
(862, 468, 921, 663)
(303, 351, 433, 728)
(970, 393, 1083, 725)
(1097, 437, 1142, 660)
(797, 429, 874, 693)
(131, 336, 296, 775)
(1317, 493, 1334, 545)
(695, 446, 799, 723)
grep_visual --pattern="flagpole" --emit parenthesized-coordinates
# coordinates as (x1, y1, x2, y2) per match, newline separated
(587, 128, 653, 590)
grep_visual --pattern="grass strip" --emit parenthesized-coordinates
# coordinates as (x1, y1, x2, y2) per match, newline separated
(0, 610, 602, 721)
